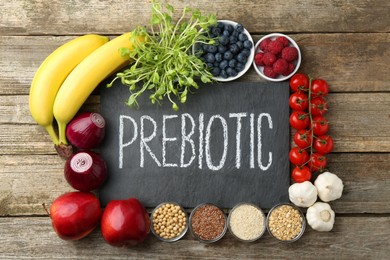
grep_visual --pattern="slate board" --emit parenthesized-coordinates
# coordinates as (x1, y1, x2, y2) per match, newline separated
(99, 80, 290, 209)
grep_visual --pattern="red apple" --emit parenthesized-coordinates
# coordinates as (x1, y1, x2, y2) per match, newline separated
(101, 198, 150, 247)
(49, 192, 102, 240)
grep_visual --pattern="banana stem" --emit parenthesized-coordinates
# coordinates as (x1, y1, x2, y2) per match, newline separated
(45, 124, 59, 145)
(58, 122, 68, 145)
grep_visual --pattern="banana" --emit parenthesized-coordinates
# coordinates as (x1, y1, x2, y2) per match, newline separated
(53, 32, 145, 145)
(29, 34, 109, 144)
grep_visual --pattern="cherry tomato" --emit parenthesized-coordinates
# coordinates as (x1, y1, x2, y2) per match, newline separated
(289, 147, 309, 166)
(290, 73, 310, 93)
(311, 79, 329, 97)
(293, 129, 312, 149)
(314, 135, 334, 154)
(289, 111, 310, 130)
(291, 166, 312, 183)
(308, 153, 327, 172)
(289, 92, 309, 111)
(312, 116, 329, 136)
(311, 97, 328, 116)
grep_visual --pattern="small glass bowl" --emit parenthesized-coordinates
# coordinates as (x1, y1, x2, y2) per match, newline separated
(189, 203, 227, 243)
(252, 33, 301, 82)
(227, 203, 266, 242)
(266, 203, 306, 242)
(150, 202, 188, 242)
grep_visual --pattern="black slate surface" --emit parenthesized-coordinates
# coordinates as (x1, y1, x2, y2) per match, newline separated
(99, 80, 290, 209)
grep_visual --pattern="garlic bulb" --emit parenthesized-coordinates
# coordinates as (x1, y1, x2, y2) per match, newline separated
(288, 181, 318, 207)
(314, 172, 344, 202)
(306, 202, 335, 231)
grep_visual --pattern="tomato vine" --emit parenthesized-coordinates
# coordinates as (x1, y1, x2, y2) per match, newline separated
(289, 73, 333, 183)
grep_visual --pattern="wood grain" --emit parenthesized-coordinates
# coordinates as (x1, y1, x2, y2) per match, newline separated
(1, 153, 389, 216)
(0, 216, 389, 259)
(1, 33, 390, 94)
(1, 0, 389, 35)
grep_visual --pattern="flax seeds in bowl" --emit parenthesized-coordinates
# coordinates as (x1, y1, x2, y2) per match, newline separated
(150, 202, 188, 242)
(227, 203, 266, 242)
(266, 203, 306, 242)
(189, 203, 227, 243)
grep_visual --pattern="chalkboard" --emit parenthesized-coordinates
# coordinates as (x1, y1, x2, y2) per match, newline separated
(99, 80, 290, 209)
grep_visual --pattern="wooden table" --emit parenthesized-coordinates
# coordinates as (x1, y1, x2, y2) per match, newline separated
(1, 0, 389, 258)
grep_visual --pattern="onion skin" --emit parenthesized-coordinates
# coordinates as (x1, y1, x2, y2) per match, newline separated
(64, 151, 107, 191)
(66, 112, 106, 149)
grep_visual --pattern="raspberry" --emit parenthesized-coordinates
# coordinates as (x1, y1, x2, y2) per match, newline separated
(273, 58, 288, 74)
(259, 38, 271, 52)
(267, 40, 284, 55)
(281, 46, 298, 62)
(282, 62, 295, 76)
(263, 66, 278, 78)
(276, 36, 289, 47)
(262, 52, 276, 66)
(254, 52, 264, 66)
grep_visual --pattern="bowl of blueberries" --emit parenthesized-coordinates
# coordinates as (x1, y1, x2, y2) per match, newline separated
(194, 20, 254, 81)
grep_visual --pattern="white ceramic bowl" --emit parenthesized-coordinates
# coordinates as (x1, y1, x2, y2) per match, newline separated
(193, 20, 254, 82)
(252, 33, 301, 82)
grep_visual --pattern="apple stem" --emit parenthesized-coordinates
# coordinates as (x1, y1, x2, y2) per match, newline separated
(42, 203, 51, 219)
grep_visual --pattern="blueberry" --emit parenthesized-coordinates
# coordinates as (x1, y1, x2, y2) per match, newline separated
(241, 48, 251, 57)
(218, 35, 229, 46)
(206, 62, 214, 68)
(223, 51, 234, 60)
(224, 24, 234, 33)
(228, 59, 237, 68)
(226, 67, 238, 77)
(222, 30, 230, 37)
(236, 62, 245, 72)
(217, 22, 224, 29)
(236, 24, 244, 33)
(229, 44, 239, 54)
(229, 36, 238, 44)
(202, 44, 210, 52)
(236, 52, 247, 63)
(218, 45, 227, 53)
(220, 69, 228, 78)
(205, 53, 215, 63)
(211, 27, 221, 36)
(215, 52, 223, 62)
(214, 61, 220, 68)
(211, 67, 221, 76)
(236, 41, 244, 50)
(238, 33, 248, 42)
(243, 40, 253, 49)
(219, 60, 228, 70)
(232, 30, 239, 37)
(208, 45, 218, 53)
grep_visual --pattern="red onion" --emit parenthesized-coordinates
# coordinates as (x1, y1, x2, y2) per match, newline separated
(64, 151, 107, 191)
(66, 112, 106, 149)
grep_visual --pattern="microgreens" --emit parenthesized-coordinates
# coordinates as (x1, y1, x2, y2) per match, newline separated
(107, 0, 217, 110)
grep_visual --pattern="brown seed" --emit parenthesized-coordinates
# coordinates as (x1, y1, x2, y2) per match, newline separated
(190, 204, 226, 241)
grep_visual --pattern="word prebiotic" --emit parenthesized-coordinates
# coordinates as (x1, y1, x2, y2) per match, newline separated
(118, 112, 274, 171)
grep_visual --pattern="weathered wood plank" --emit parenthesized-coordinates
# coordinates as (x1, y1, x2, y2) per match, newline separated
(1, 33, 389, 95)
(1, 0, 389, 35)
(0, 216, 389, 259)
(1, 93, 389, 154)
(1, 153, 389, 216)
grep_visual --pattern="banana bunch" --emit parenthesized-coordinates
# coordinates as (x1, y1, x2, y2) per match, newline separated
(29, 32, 143, 156)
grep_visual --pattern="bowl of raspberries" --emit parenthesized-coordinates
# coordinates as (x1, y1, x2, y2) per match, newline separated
(253, 33, 301, 81)
(195, 20, 254, 82)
